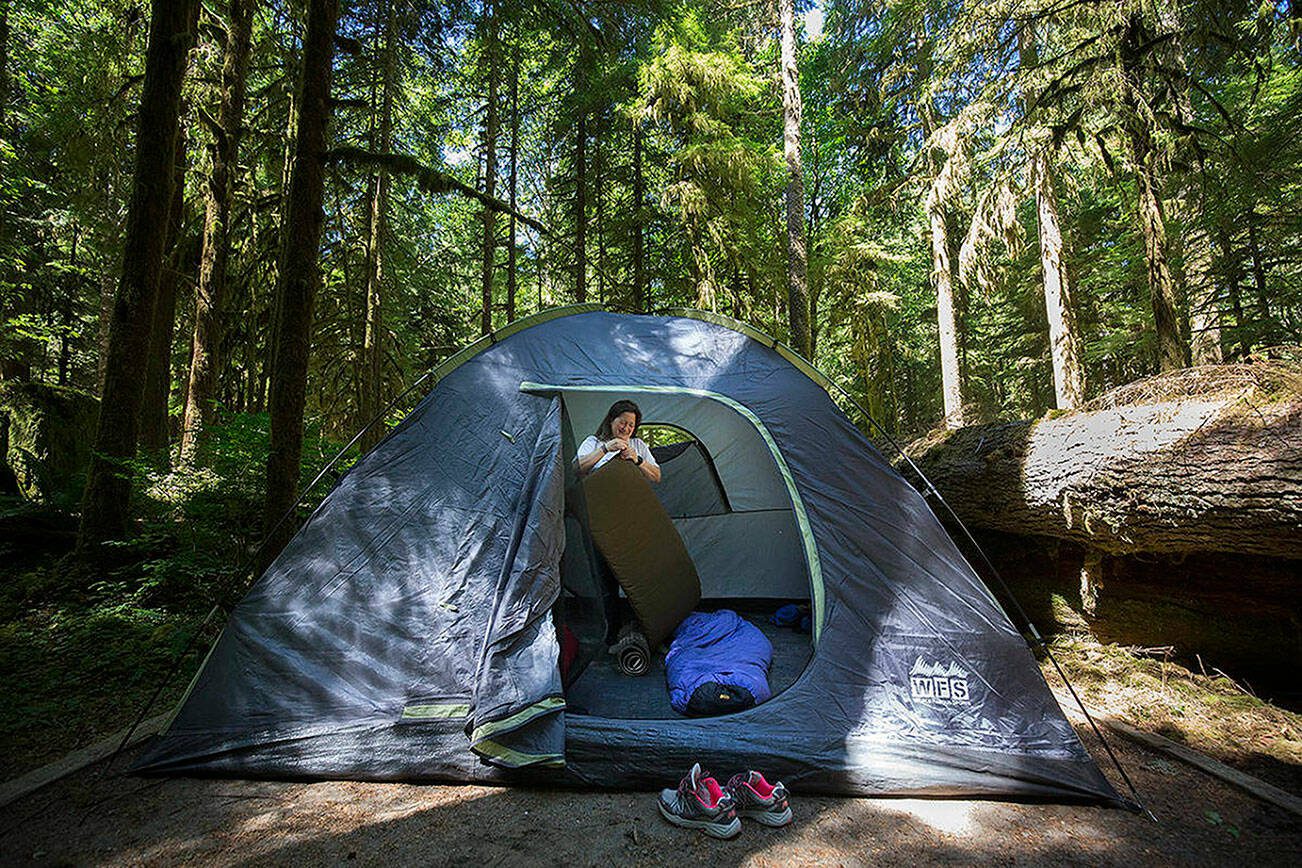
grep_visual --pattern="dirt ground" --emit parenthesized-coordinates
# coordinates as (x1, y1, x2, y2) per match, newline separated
(1, 724, 1299, 867)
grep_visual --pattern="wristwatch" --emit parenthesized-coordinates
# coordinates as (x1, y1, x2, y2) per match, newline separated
(636, 455, 644, 466)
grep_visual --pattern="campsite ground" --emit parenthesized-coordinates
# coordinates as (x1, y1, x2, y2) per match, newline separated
(2, 724, 1298, 866)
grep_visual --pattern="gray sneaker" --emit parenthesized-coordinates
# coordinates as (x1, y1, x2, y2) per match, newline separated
(657, 763, 742, 839)
(726, 771, 792, 827)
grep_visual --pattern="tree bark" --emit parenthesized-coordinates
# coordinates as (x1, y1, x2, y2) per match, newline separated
(77, 0, 198, 553)
(907, 379, 1302, 558)
(139, 123, 190, 463)
(262, 0, 339, 565)
(779, 0, 810, 358)
(1031, 153, 1086, 408)
(358, 0, 395, 453)
(479, 2, 499, 335)
(1019, 25, 1086, 408)
(1131, 138, 1185, 372)
(180, 0, 255, 464)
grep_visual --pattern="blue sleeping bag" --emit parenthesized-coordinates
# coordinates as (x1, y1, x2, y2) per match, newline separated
(666, 610, 773, 716)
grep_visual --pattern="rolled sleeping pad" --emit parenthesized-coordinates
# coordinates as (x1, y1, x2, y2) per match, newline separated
(610, 623, 651, 676)
(581, 458, 701, 650)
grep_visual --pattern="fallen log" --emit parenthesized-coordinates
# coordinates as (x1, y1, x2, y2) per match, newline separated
(905, 363, 1302, 560)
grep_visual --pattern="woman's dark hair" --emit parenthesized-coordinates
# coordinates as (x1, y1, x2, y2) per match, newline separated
(596, 399, 642, 439)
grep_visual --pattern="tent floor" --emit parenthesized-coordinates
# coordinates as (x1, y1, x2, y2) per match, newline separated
(564, 607, 813, 720)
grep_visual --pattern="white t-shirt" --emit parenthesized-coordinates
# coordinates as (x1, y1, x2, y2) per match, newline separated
(578, 435, 659, 474)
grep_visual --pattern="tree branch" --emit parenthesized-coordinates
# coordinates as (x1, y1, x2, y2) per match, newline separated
(323, 146, 548, 233)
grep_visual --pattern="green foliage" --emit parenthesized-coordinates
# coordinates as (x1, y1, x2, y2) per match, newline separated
(0, 409, 359, 775)
(0, 598, 202, 778)
(638, 10, 783, 311)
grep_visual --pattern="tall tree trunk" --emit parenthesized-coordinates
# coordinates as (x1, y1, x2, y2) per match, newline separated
(574, 88, 587, 304)
(595, 118, 606, 304)
(1131, 135, 1185, 372)
(262, 0, 339, 565)
(779, 0, 809, 357)
(359, 0, 395, 453)
(1183, 200, 1220, 364)
(807, 162, 823, 360)
(931, 204, 963, 427)
(139, 124, 189, 464)
(507, 33, 519, 322)
(1216, 221, 1250, 357)
(1246, 214, 1272, 339)
(1020, 25, 1086, 407)
(850, 300, 883, 424)
(92, 24, 140, 395)
(77, 0, 198, 553)
(265, 83, 298, 395)
(1168, 26, 1222, 366)
(58, 230, 78, 386)
(921, 105, 964, 428)
(1121, 15, 1185, 373)
(0, 0, 17, 384)
(632, 119, 645, 313)
(1031, 152, 1086, 408)
(180, 0, 255, 464)
(479, 3, 499, 335)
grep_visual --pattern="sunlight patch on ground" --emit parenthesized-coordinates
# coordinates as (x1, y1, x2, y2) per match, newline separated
(873, 798, 980, 836)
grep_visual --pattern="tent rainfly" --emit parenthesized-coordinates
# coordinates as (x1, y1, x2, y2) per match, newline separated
(135, 307, 1123, 804)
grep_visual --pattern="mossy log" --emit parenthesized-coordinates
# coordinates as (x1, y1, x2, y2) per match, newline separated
(0, 382, 99, 507)
(907, 373, 1302, 559)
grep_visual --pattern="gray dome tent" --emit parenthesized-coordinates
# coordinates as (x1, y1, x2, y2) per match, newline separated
(136, 306, 1122, 804)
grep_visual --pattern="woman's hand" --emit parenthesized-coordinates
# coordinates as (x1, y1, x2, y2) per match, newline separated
(604, 438, 627, 454)
(617, 441, 637, 461)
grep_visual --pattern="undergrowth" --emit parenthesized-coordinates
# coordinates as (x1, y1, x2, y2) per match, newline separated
(1043, 635, 1302, 794)
(0, 412, 358, 778)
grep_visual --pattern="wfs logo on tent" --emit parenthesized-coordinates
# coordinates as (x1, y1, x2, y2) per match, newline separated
(909, 657, 971, 704)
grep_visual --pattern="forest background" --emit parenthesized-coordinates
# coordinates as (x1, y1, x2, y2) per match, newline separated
(0, 0, 1298, 777)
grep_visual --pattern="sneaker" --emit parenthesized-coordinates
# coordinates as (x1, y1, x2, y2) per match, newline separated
(657, 763, 742, 839)
(726, 771, 792, 827)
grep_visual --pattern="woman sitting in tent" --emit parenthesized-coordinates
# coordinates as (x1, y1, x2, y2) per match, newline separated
(577, 399, 661, 483)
